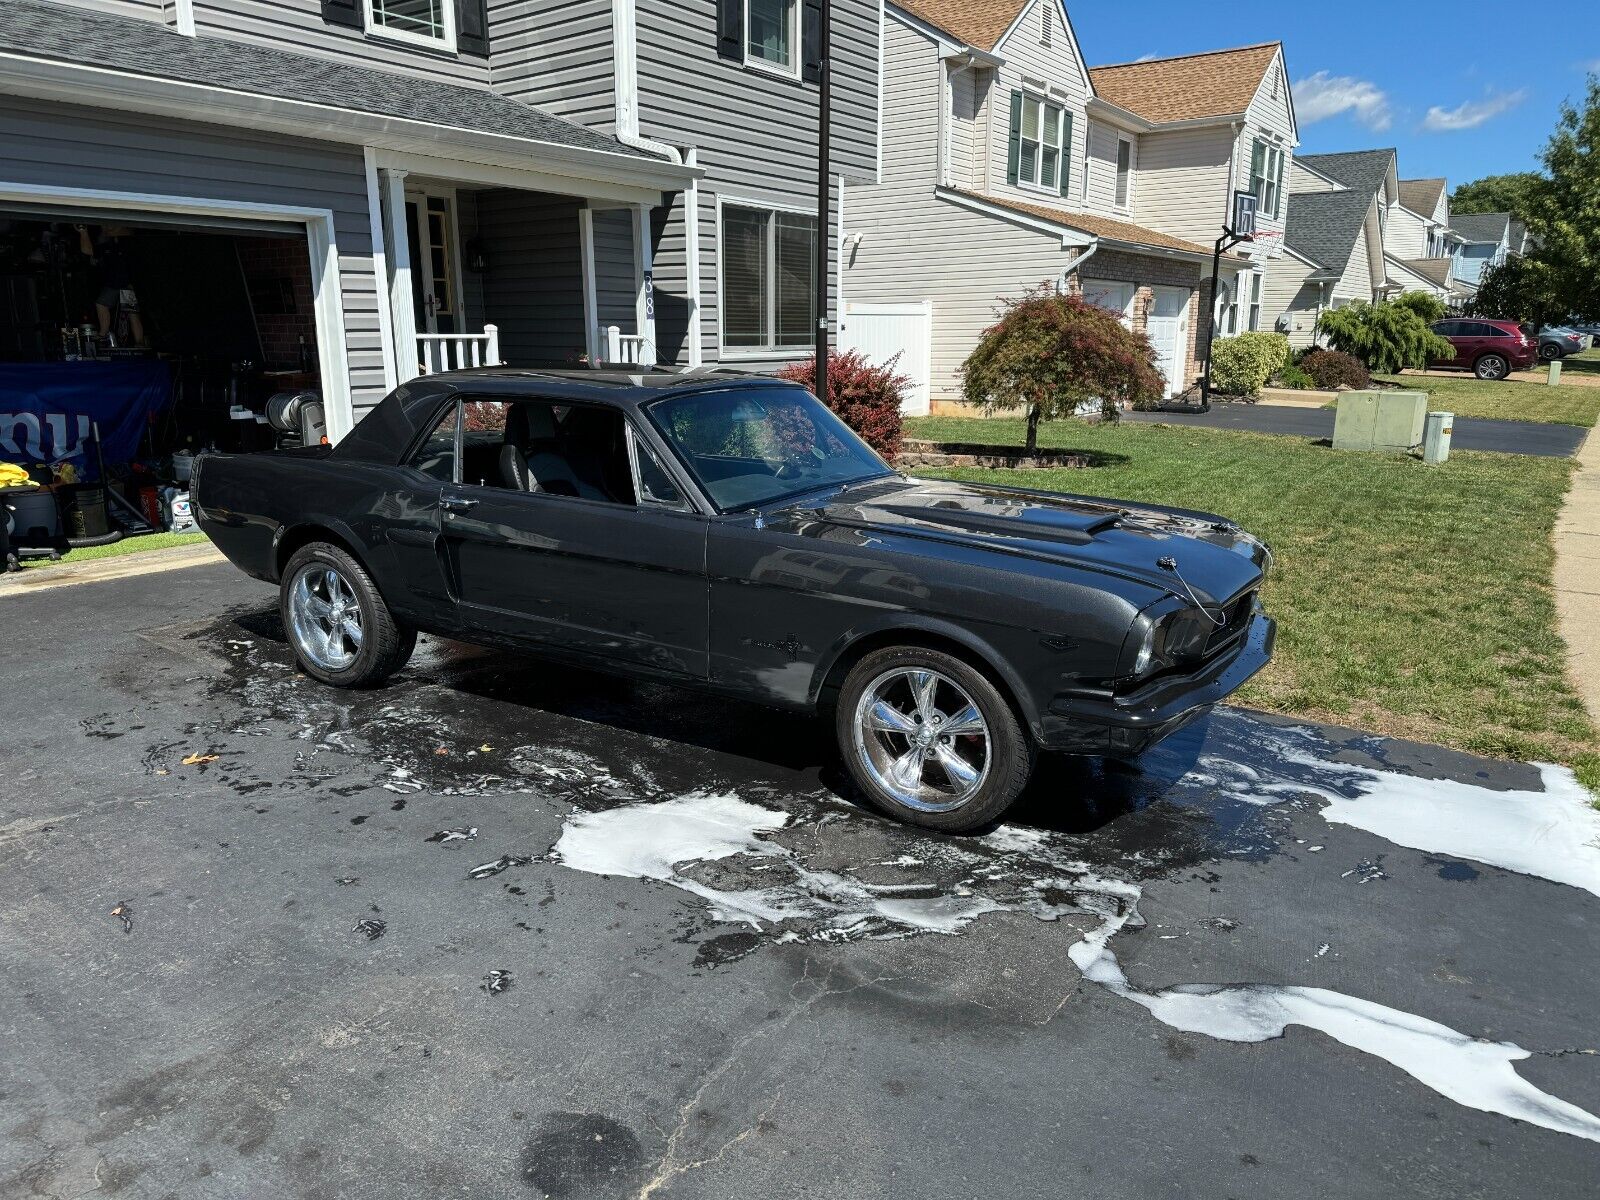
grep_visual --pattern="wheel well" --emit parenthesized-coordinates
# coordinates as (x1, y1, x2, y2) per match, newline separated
(274, 524, 363, 580)
(817, 628, 1028, 727)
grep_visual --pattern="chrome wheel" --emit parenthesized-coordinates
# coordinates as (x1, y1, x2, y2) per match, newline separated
(852, 667, 991, 813)
(287, 563, 364, 672)
(1476, 355, 1509, 380)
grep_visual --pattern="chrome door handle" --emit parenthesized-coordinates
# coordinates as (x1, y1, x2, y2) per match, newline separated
(441, 495, 479, 512)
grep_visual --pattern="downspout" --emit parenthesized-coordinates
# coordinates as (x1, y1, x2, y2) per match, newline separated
(684, 148, 702, 367)
(1060, 240, 1097, 293)
(612, 0, 682, 164)
(942, 53, 979, 188)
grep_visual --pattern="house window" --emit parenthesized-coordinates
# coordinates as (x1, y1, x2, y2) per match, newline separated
(364, 0, 454, 49)
(1246, 272, 1263, 332)
(1216, 278, 1238, 336)
(1114, 138, 1132, 208)
(1250, 139, 1285, 219)
(746, 0, 798, 75)
(721, 202, 816, 352)
(1016, 94, 1068, 191)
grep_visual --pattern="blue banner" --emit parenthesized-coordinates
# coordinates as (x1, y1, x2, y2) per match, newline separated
(0, 362, 172, 477)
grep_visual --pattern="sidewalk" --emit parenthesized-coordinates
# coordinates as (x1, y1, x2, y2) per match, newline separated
(0, 540, 222, 594)
(1555, 428, 1600, 724)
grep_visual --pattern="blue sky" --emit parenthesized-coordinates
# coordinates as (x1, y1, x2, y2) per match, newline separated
(1068, 1, 1598, 189)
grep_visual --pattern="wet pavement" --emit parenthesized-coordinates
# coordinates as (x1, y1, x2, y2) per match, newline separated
(2, 562, 1598, 1199)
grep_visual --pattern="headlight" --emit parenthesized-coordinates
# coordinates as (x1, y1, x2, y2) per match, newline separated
(1133, 625, 1157, 675)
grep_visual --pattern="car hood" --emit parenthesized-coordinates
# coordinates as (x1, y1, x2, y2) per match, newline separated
(784, 477, 1268, 607)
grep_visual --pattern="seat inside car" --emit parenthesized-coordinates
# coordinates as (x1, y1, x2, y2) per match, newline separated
(498, 402, 633, 504)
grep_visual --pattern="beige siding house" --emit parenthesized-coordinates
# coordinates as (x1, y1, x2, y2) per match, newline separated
(842, 0, 1297, 410)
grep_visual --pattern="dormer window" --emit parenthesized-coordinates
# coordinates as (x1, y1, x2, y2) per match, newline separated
(1008, 92, 1072, 195)
(364, 0, 455, 51)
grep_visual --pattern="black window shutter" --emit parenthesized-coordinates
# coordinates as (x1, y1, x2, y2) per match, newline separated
(1006, 90, 1022, 186)
(1059, 111, 1074, 197)
(801, 0, 823, 83)
(321, 0, 362, 29)
(717, 0, 743, 61)
(457, 0, 490, 55)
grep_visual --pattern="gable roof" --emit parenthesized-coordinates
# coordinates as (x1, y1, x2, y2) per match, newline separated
(1395, 257, 1452, 288)
(950, 190, 1224, 258)
(894, 0, 1029, 50)
(1296, 150, 1396, 197)
(0, 0, 658, 161)
(1398, 178, 1446, 218)
(1451, 212, 1511, 244)
(1088, 43, 1279, 123)
(1283, 188, 1374, 275)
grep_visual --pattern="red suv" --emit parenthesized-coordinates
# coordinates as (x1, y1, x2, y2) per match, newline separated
(1428, 318, 1537, 380)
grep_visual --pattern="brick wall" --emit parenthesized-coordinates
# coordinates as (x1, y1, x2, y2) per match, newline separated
(1072, 248, 1205, 394)
(235, 236, 317, 371)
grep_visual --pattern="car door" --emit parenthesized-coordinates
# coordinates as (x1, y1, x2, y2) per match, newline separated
(1430, 320, 1462, 369)
(378, 396, 461, 629)
(440, 398, 710, 679)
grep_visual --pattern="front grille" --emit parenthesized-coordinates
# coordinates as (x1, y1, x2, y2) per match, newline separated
(1204, 590, 1256, 656)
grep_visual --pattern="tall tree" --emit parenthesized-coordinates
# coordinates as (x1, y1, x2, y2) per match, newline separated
(1469, 76, 1600, 325)
(1450, 172, 1544, 217)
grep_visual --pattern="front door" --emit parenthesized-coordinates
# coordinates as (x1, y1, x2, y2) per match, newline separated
(1147, 286, 1191, 398)
(405, 191, 461, 335)
(439, 399, 711, 678)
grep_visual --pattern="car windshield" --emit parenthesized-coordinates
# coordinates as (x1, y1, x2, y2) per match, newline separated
(648, 386, 892, 511)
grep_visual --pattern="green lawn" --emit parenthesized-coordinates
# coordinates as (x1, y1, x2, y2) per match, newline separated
(1360, 369, 1600, 427)
(19, 530, 209, 569)
(908, 416, 1599, 796)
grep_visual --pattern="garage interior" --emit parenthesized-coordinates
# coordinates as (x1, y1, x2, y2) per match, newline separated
(0, 206, 326, 566)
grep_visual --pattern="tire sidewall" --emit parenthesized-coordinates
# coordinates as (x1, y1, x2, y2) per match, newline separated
(281, 543, 389, 687)
(834, 646, 1031, 833)
(1475, 354, 1508, 380)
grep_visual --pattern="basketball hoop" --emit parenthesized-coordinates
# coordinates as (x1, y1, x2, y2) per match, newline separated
(1230, 190, 1259, 241)
(1244, 229, 1284, 258)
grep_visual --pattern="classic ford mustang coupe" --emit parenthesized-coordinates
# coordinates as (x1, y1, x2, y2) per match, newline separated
(195, 370, 1274, 831)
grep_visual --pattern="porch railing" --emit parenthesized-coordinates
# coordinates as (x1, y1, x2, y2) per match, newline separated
(417, 325, 501, 375)
(604, 326, 654, 368)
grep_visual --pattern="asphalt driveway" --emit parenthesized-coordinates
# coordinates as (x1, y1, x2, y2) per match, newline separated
(1126, 403, 1589, 457)
(3, 563, 1598, 1199)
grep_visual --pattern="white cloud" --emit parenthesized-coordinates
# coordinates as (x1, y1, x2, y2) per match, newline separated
(1294, 71, 1393, 132)
(1422, 89, 1528, 132)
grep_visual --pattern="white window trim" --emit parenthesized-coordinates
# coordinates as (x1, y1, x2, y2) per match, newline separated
(1017, 92, 1067, 195)
(714, 192, 819, 359)
(1246, 271, 1263, 332)
(1114, 136, 1133, 211)
(363, 0, 457, 53)
(743, 0, 802, 80)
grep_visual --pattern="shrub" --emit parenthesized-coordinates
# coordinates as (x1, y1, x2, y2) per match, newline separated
(1299, 348, 1371, 390)
(960, 285, 1164, 454)
(1276, 364, 1316, 390)
(1316, 298, 1455, 373)
(1210, 331, 1290, 398)
(1393, 290, 1448, 324)
(777, 348, 908, 461)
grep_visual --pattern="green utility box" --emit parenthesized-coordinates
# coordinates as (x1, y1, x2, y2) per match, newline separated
(1332, 389, 1429, 452)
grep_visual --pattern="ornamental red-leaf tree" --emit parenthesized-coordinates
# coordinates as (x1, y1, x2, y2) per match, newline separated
(778, 348, 910, 461)
(960, 286, 1164, 456)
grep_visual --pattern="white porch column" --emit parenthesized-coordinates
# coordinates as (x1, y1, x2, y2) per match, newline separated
(683, 150, 703, 369)
(379, 167, 419, 384)
(579, 208, 601, 364)
(631, 202, 656, 368)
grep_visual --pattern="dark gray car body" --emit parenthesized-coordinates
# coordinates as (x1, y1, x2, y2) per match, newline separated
(194, 369, 1275, 756)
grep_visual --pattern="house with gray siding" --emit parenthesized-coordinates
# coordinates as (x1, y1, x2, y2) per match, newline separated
(1450, 211, 1516, 288)
(839, 0, 1297, 409)
(0, 0, 879, 440)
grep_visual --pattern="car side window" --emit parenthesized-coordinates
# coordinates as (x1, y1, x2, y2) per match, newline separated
(409, 401, 460, 483)
(460, 398, 638, 506)
(628, 428, 686, 510)
(1478, 323, 1511, 338)
(1433, 320, 1463, 337)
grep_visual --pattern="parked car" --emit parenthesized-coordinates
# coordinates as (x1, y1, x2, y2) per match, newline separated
(1567, 322, 1600, 345)
(194, 370, 1275, 832)
(1428, 319, 1538, 380)
(1537, 326, 1587, 361)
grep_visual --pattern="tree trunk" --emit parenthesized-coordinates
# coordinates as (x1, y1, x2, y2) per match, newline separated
(1025, 403, 1041, 456)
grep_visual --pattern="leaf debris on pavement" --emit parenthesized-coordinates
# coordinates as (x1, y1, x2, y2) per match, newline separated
(352, 918, 386, 940)
(110, 901, 133, 934)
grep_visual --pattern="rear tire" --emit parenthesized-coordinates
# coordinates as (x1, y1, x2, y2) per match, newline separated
(1539, 343, 1561, 362)
(835, 645, 1033, 832)
(280, 542, 414, 687)
(1474, 353, 1510, 380)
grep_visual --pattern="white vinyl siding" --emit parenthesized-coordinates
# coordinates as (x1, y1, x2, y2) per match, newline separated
(1130, 124, 1233, 245)
(986, 0, 1090, 206)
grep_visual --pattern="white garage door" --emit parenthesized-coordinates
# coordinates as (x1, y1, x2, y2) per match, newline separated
(839, 301, 932, 415)
(1147, 286, 1191, 399)
(1081, 278, 1135, 327)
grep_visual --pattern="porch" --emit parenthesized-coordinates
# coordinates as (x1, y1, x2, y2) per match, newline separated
(372, 152, 689, 384)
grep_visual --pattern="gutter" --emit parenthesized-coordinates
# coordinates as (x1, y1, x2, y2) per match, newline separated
(1061, 241, 1098, 289)
(0, 51, 700, 193)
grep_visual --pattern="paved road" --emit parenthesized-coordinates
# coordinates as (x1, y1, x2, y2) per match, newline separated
(3, 564, 1599, 1199)
(1126, 403, 1590, 457)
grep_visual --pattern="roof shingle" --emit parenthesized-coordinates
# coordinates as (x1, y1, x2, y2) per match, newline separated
(1296, 150, 1395, 196)
(1088, 43, 1279, 123)
(1282, 188, 1374, 275)
(894, 0, 1027, 51)
(952, 190, 1221, 258)
(1397, 178, 1446, 218)
(1452, 212, 1512, 244)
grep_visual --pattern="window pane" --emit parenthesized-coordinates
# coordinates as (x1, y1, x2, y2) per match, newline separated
(775, 213, 816, 348)
(410, 402, 459, 483)
(631, 430, 684, 507)
(1019, 141, 1038, 183)
(747, 0, 793, 68)
(1043, 105, 1060, 146)
(372, 0, 446, 38)
(458, 401, 509, 489)
(1041, 147, 1059, 189)
(1115, 141, 1131, 206)
(723, 207, 768, 349)
(1021, 97, 1041, 140)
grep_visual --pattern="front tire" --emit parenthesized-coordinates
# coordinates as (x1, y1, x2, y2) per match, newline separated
(281, 542, 414, 687)
(1475, 353, 1510, 380)
(835, 646, 1033, 832)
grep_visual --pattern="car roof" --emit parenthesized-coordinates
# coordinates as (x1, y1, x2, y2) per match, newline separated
(419, 367, 807, 410)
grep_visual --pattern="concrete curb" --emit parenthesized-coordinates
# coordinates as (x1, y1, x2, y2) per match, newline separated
(1553, 427, 1600, 725)
(0, 541, 223, 594)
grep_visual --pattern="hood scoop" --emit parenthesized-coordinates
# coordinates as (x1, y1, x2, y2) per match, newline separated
(873, 502, 1123, 546)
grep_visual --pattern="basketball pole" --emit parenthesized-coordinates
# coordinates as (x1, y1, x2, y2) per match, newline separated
(1199, 192, 1255, 409)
